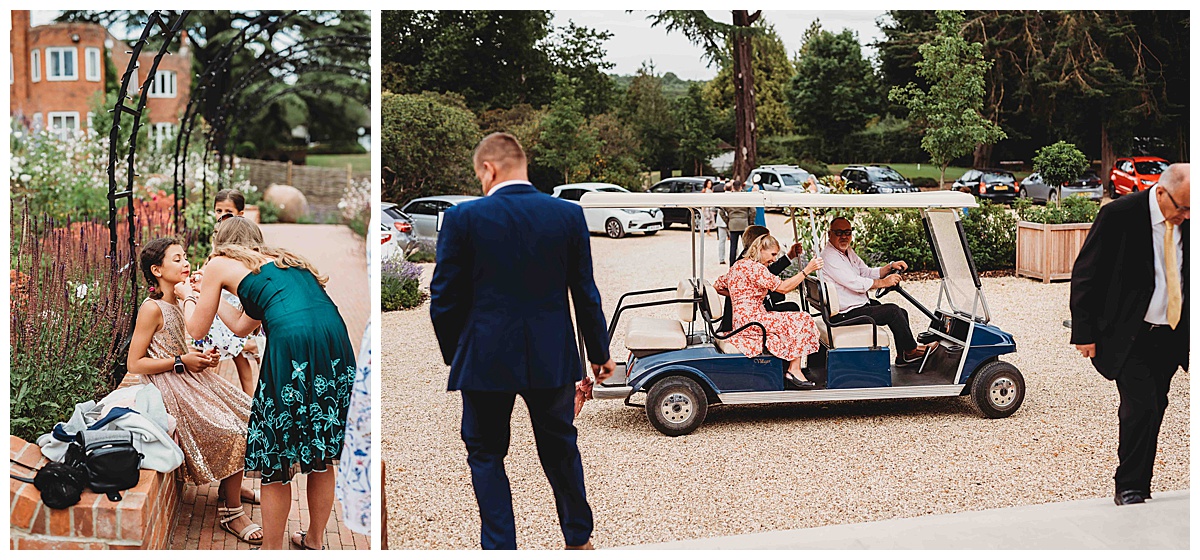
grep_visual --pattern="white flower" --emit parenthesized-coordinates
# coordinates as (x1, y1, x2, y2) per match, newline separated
(75, 284, 88, 299)
(20, 174, 31, 182)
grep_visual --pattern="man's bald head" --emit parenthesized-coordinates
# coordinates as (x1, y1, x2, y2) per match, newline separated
(472, 132, 529, 193)
(1156, 163, 1190, 225)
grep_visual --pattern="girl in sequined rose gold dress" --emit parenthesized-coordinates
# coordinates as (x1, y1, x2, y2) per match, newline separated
(125, 238, 263, 545)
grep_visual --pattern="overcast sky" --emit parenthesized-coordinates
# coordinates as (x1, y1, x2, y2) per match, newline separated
(553, 10, 888, 81)
(32, 9, 889, 81)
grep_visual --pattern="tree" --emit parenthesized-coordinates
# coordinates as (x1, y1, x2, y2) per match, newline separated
(587, 113, 643, 188)
(706, 21, 795, 137)
(889, 10, 1005, 187)
(1033, 141, 1088, 188)
(648, 10, 762, 182)
(786, 21, 881, 153)
(621, 64, 679, 178)
(546, 21, 618, 117)
(61, 10, 371, 157)
(381, 11, 556, 110)
(380, 91, 481, 204)
(674, 83, 721, 175)
(537, 75, 599, 184)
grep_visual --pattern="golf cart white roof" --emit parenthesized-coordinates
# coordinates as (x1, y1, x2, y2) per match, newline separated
(579, 190, 979, 209)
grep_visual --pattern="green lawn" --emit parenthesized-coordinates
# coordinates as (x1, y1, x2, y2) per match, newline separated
(307, 153, 371, 173)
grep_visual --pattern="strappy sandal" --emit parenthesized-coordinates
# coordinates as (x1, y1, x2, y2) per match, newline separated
(291, 530, 326, 550)
(218, 505, 263, 545)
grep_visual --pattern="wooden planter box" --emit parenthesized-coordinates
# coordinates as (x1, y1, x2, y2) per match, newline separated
(1016, 221, 1093, 283)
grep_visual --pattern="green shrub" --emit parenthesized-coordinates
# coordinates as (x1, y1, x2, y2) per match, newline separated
(1033, 141, 1088, 187)
(856, 209, 936, 271)
(961, 201, 1017, 270)
(1015, 195, 1098, 224)
(258, 200, 281, 224)
(382, 257, 427, 311)
(911, 177, 939, 189)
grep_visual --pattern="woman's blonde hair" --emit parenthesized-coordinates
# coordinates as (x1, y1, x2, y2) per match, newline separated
(207, 217, 329, 287)
(743, 234, 780, 263)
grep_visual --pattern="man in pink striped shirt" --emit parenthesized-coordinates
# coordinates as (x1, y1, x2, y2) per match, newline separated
(820, 217, 936, 365)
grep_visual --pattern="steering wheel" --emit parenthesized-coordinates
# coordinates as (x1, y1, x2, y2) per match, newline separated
(874, 282, 898, 299)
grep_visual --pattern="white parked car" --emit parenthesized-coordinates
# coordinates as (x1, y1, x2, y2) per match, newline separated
(381, 222, 401, 262)
(552, 183, 664, 238)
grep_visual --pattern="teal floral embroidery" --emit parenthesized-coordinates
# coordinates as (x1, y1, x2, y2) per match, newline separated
(245, 356, 355, 483)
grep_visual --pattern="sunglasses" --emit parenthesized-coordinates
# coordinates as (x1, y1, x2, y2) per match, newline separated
(831, 229, 853, 237)
(217, 212, 235, 222)
(1161, 187, 1189, 214)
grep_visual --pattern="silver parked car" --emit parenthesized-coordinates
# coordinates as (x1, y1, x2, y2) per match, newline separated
(399, 195, 481, 246)
(1019, 171, 1103, 204)
(552, 183, 664, 238)
(382, 202, 418, 256)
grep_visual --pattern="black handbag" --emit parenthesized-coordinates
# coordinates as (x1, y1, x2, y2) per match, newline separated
(10, 453, 90, 510)
(76, 430, 143, 501)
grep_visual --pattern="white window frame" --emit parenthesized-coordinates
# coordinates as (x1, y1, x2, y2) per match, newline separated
(85, 47, 101, 82)
(147, 70, 176, 98)
(153, 122, 174, 149)
(45, 47, 78, 81)
(86, 112, 95, 132)
(31, 49, 41, 82)
(48, 111, 80, 139)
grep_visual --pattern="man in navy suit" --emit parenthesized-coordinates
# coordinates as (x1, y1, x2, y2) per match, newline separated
(1071, 163, 1189, 506)
(430, 132, 615, 549)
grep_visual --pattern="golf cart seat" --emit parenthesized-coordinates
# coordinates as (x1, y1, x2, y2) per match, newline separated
(623, 281, 692, 353)
(804, 276, 892, 349)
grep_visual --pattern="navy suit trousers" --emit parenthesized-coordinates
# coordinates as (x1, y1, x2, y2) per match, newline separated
(461, 385, 593, 549)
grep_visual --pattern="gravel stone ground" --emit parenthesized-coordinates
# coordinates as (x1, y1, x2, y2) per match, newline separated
(381, 212, 1189, 549)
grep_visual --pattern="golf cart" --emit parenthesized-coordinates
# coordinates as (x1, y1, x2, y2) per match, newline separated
(577, 190, 1024, 436)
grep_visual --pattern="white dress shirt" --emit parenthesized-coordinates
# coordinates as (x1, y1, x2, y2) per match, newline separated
(486, 179, 528, 196)
(820, 242, 882, 313)
(1144, 185, 1184, 325)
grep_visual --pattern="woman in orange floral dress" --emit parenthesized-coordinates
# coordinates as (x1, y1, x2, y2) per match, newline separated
(714, 234, 824, 388)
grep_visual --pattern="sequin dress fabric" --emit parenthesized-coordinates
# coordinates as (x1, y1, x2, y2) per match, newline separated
(237, 261, 356, 485)
(142, 298, 252, 485)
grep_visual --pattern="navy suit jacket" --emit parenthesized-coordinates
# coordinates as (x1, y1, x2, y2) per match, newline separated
(430, 183, 611, 392)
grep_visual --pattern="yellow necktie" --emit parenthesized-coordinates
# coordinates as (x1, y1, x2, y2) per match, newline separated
(1165, 221, 1181, 329)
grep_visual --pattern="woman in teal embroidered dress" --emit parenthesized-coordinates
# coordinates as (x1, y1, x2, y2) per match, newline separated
(183, 217, 355, 550)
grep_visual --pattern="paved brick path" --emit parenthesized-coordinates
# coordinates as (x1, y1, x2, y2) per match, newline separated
(167, 223, 369, 550)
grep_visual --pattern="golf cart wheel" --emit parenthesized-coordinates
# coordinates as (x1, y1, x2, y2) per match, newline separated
(646, 376, 708, 437)
(605, 218, 625, 239)
(969, 360, 1025, 419)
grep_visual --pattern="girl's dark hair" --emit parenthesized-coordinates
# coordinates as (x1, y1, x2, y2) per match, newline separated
(140, 237, 180, 300)
(214, 189, 246, 212)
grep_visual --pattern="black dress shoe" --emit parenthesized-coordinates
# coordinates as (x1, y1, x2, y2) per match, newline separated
(1114, 489, 1146, 506)
(785, 373, 817, 390)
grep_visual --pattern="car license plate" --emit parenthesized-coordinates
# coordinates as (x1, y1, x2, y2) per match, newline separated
(994, 185, 1008, 191)
(1074, 192, 1091, 198)
(646, 224, 662, 231)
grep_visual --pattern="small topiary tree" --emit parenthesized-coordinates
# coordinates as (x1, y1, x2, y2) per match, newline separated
(1032, 141, 1088, 188)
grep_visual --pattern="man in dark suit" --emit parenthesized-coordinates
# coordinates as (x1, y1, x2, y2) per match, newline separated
(1070, 163, 1189, 506)
(430, 132, 615, 548)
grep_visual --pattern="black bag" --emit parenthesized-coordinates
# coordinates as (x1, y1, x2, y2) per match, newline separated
(10, 456, 90, 510)
(76, 430, 143, 501)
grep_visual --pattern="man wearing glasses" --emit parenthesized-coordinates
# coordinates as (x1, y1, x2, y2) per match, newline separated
(1071, 163, 1189, 506)
(819, 217, 935, 365)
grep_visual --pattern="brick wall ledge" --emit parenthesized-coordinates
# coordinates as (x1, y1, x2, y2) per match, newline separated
(10, 374, 181, 550)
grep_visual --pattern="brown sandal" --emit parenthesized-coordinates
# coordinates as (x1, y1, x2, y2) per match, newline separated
(291, 530, 326, 550)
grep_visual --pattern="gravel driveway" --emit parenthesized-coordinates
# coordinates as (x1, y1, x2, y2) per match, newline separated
(381, 212, 1189, 549)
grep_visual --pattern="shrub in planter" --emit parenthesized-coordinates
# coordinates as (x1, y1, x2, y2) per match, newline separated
(855, 208, 936, 271)
(1015, 195, 1098, 224)
(1032, 141, 1088, 188)
(382, 256, 427, 311)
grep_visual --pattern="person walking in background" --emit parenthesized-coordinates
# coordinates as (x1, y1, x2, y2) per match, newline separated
(1070, 163, 1190, 506)
(720, 182, 752, 266)
(430, 132, 615, 550)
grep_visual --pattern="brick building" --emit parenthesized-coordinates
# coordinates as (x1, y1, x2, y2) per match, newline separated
(9, 10, 192, 148)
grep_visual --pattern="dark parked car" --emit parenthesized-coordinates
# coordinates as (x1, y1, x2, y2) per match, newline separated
(648, 176, 714, 228)
(1019, 171, 1103, 204)
(839, 165, 919, 194)
(952, 169, 1018, 203)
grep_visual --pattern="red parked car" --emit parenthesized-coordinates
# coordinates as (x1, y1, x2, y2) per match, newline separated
(1109, 156, 1169, 197)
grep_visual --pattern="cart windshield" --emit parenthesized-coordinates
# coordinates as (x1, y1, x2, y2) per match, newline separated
(925, 209, 983, 319)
